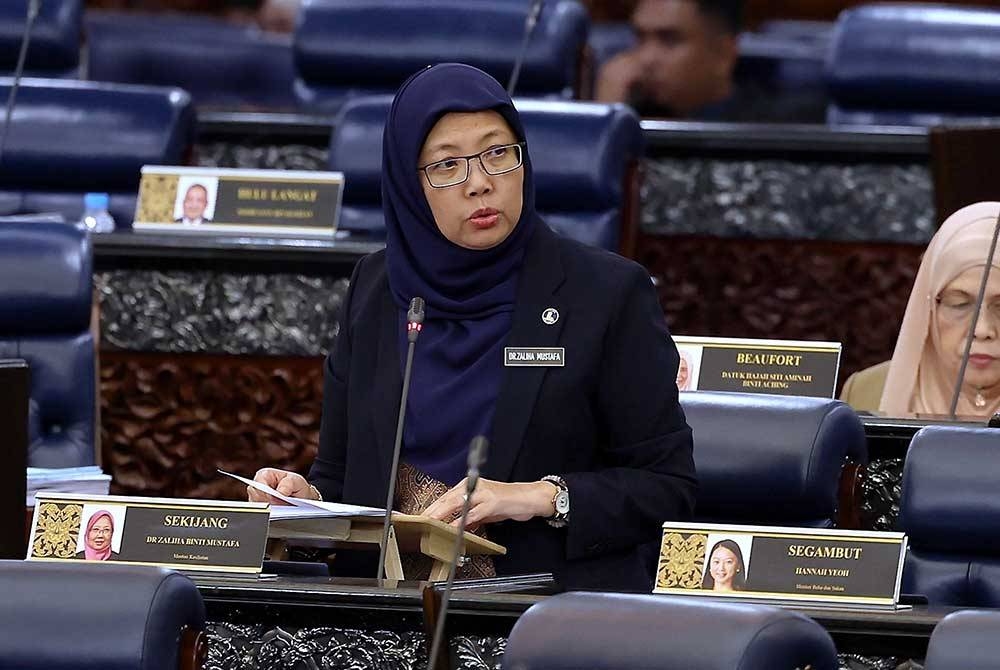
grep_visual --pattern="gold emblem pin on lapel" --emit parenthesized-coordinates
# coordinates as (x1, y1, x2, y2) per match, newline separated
(541, 308, 559, 325)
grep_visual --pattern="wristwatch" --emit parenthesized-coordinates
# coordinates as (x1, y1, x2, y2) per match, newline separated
(541, 475, 570, 528)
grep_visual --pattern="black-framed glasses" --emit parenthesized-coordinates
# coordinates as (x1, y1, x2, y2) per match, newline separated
(418, 142, 525, 188)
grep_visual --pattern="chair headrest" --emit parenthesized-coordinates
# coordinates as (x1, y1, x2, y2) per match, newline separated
(0, 78, 195, 191)
(682, 392, 867, 523)
(0, 221, 92, 333)
(0, 561, 205, 670)
(901, 425, 1000, 553)
(504, 592, 838, 670)
(0, 0, 82, 73)
(85, 12, 296, 109)
(827, 5, 1000, 114)
(925, 609, 1000, 670)
(330, 97, 644, 212)
(295, 0, 588, 95)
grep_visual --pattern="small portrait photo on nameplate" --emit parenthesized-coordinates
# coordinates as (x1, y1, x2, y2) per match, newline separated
(133, 166, 344, 237)
(672, 336, 842, 398)
(27, 492, 270, 575)
(655, 522, 908, 610)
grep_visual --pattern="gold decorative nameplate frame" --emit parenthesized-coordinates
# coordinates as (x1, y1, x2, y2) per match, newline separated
(28, 493, 270, 575)
(133, 165, 344, 237)
(673, 336, 842, 398)
(655, 522, 907, 610)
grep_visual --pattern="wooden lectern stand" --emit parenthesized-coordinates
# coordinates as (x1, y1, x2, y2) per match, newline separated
(268, 513, 506, 580)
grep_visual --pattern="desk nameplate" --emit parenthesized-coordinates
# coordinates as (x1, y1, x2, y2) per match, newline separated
(673, 336, 841, 398)
(655, 522, 907, 610)
(27, 493, 270, 574)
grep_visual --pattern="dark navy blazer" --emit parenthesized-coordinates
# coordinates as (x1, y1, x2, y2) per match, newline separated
(310, 223, 697, 591)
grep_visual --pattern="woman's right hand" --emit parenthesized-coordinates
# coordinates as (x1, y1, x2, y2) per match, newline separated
(248, 468, 317, 504)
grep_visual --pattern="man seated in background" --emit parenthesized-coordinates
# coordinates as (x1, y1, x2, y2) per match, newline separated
(596, 0, 822, 122)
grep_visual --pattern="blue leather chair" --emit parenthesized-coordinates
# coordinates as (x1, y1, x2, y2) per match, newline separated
(924, 610, 1000, 670)
(899, 425, 1000, 606)
(293, 0, 589, 112)
(0, 561, 206, 670)
(682, 392, 868, 528)
(0, 222, 94, 468)
(0, 78, 195, 226)
(85, 11, 297, 110)
(502, 592, 838, 670)
(0, 0, 82, 78)
(826, 4, 1000, 126)
(329, 97, 644, 252)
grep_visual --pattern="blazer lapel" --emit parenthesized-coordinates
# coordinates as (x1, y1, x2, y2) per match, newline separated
(484, 225, 567, 483)
(371, 282, 403, 487)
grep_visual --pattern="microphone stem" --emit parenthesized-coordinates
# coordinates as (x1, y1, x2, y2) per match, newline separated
(377, 338, 416, 579)
(0, 0, 40, 166)
(427, 478, 476, 670)
(949, 209, 1000, 418)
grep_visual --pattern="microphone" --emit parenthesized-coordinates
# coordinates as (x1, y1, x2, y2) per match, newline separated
(376, 296, 426, 580)
(427, 435, 489, 670)
(507, 0, 544, 97)
(0, 0, 42, 165)
(948, 208, 1000, 418)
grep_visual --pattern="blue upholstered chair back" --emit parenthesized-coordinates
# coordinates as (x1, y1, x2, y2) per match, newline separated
(0, 561, 205, 670)
(0, 78, 195, 226)
(900, 425, 1000, 607)
(329, 97, 644, 252)
(826, 4, 1000, 126)
(502, 592, 839, 670)
(0, 222, 94, 468)
(0, 0, 82, 77)
(924, 610, 1000, 670)
(681, 392, 868, 528)
(85, 11, 297, 110)
(293, 0, 589, 112)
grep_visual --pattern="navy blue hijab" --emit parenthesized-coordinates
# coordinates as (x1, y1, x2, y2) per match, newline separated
(382, 63, 538, 485)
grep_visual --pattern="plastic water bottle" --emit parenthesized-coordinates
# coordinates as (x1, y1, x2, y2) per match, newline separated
(77, 193, 116, 233)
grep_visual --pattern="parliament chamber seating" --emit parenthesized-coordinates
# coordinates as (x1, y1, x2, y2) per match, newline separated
(293, 0, 590, 112)
(0, 561, 206, 670)
(826, 4, 1000, 126)
(0, 78, 195, 226)
(502, 592, 839, 670)
(0, 0, 82, 78)
(681, 392, 868, 528)
(0, 222, 95, 468)
(85, 12, 297, 110)
(924, 610, 1000, 670)
(329, 96, 644, 253)
(899, 425, 1000, 607)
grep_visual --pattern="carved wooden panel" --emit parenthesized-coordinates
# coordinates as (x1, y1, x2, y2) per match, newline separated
(636, 234, 924, 388)
(100, 352, 323, 500)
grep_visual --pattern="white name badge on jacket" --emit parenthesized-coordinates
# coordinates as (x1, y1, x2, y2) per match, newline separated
(504, 347, 565, 367)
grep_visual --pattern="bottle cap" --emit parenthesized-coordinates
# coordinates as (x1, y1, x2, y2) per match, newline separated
(84, 193, 110, 210)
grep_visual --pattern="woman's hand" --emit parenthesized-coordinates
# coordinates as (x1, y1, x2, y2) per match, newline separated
(248, 468, 318, 504)
(422, 478, 557, 530)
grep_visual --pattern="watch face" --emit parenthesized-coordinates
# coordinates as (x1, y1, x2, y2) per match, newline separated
(554, 490, 570, 515)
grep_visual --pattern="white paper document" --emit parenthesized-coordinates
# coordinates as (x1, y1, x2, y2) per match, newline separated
(218, 470, 384, 518)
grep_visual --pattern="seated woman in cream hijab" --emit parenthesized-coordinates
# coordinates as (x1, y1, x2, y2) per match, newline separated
(841, 201, 1000, 417)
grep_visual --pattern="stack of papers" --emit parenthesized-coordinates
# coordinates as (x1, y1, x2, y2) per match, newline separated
(219, 470, 384, 519)
(27, 466, 112, 506)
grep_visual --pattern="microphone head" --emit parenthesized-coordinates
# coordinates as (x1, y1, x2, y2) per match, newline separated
(407, 297, 426, 324)
(468, 436, 489, 469)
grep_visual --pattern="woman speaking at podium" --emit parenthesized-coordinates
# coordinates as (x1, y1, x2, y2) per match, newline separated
(252, 64, 696, 592)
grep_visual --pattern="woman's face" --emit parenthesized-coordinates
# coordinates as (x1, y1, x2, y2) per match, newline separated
(418, 110, 524, 250)
(934, 266, 1000, 392)
(88, 516, 113, 551)
(676, 356, 690, 390)
(709, 545, 738, 590)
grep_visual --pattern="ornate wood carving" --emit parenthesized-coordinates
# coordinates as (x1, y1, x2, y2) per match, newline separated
(635, 234, 924, 388)
(100, 352, 323, 500)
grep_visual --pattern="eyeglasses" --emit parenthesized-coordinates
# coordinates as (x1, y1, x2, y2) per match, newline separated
(418, 142, 525, 189)
(936, 293, 1000, 323)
